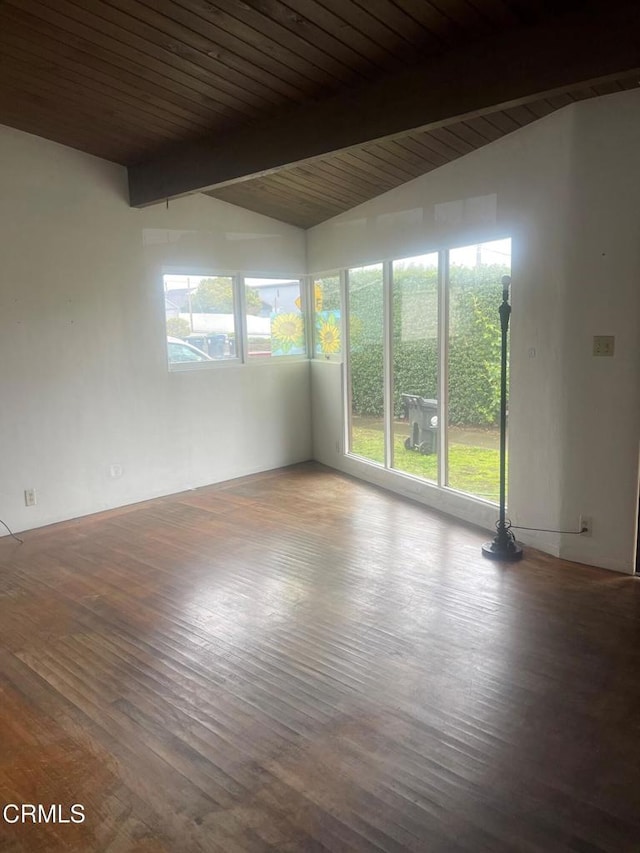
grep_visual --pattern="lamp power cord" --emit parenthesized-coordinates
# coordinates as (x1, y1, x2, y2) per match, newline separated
(0, 517, 23, 544)
(505, 520, 588, 535)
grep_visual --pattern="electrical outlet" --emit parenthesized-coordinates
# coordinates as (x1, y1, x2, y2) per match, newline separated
(24, 488, 36, 507)
(109, 463, 123, 479)
(579, 515, 592, 536)
(593, 335, 614, 357)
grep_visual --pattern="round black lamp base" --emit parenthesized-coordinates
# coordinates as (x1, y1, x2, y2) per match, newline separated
(482, 535, 523, 561)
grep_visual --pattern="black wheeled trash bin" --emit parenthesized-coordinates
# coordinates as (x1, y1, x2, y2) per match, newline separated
(402, 394, 438, 455)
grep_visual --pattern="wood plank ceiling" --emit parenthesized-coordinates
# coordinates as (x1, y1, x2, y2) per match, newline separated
(1, 0, 639, 227)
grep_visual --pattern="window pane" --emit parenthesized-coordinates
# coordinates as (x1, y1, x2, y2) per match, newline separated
(447, 238, 511, 501)
(164, 274, 238, 364)
(313, 274, 341, 359)
(348, 264, 384, 464)
(245, 278, 305, 358)
(391, 254, 439, 482)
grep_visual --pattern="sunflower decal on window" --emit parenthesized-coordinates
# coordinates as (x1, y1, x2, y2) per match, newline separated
(270, 312, 305, 356)
(315, 311, 341, 357)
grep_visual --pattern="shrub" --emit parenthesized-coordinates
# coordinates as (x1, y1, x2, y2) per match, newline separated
(350, 345, 384, 416)
(348, 263, 507, 426)
(166, 317, 191, 338)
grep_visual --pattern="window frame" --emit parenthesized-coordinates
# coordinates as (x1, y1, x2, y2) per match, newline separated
(163, 268, 242, 372)
(310, 270, 344, 362)
(335, 235, 512, 507)
(242, 274, 309, 363)
(344, 262, 386, 464)
(162, 268, 308, 371)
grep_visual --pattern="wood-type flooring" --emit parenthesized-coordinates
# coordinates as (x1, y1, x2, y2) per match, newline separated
(0, 463, 639, 851)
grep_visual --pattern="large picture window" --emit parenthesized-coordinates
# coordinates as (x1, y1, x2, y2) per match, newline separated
(343, 238, 511, 505)
(391, 253, 439, 482)
(447, 241, 510, 501)
(347, 264, 384, 464)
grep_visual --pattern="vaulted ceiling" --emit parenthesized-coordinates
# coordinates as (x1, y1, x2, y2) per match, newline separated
(2, 0, 639, 227)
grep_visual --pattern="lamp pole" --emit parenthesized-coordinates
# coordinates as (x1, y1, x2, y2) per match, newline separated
(482, 275, 523, 561)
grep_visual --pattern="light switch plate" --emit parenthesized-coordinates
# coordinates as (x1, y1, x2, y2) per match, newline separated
(593, 335, 615, 357)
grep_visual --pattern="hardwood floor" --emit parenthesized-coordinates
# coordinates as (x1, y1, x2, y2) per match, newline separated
(0, 462, 639, 852)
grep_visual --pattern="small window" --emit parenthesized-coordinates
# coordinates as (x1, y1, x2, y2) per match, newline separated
(312, 273, 342, 360)
(164, 274, 240, 368)
(244, 277, 306, 358)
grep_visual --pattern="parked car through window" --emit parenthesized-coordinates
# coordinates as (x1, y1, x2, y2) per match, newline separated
(167, 336, 212, 364)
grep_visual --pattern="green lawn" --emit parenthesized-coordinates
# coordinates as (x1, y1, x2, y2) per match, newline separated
(351, 426, 502, 501)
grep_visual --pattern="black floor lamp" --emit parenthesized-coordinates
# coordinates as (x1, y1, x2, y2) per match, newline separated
(482, 275, 523, 561)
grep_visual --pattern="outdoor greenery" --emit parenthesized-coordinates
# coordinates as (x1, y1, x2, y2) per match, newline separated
(348, 262, 508, 426)
(166, 317, 191, 338)
(184, 277, 262, 314)
(314, 275, 341, 312)
(351, 425, 501, 500)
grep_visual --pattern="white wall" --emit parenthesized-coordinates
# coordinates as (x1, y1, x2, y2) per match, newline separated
(556, 94, 640, 571)
(0, 124, 310, 534)
(3, 92, 639, 573)
(308, 92, 640, 574)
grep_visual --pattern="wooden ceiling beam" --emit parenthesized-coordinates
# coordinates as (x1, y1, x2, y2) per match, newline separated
(128, 2, 640, 207)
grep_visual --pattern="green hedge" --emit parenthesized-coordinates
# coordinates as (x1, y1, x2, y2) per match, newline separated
(348, 263, 506, 426)
(350, 338, 501, 426)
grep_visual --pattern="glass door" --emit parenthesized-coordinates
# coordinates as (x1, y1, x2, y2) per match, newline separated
(347, 264, 384, 464)
(446, 239, 511, 501)
(343, 238, 511, 506)
(391, 253, 439, 482)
